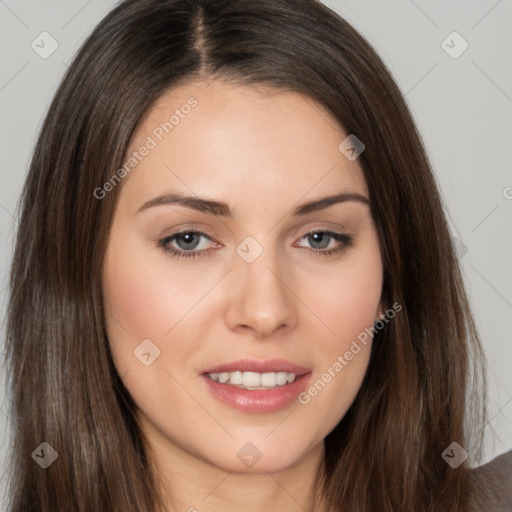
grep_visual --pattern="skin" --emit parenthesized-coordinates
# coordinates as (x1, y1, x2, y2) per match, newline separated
(103, 79, 384, 512)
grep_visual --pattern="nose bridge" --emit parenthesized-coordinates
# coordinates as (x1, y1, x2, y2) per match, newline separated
(227, 235, 297, 336)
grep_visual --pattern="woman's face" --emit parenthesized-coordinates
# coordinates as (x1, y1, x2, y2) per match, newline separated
(103, 80, 383, 474)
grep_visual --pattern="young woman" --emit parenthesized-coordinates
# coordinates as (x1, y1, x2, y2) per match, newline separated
(4, 0, 510, 510)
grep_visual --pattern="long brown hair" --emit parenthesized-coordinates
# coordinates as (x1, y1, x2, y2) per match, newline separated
(4, 0, 487, 510)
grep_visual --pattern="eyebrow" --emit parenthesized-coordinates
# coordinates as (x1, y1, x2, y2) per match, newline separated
(137, 191, 370, 217)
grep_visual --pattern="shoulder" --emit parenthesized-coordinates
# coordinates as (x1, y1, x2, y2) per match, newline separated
(468, 449, 512, 512)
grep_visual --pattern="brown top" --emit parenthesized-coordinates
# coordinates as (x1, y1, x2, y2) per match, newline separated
(468, 449, 512, 511)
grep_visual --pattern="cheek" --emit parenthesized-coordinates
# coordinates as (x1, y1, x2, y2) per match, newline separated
(104, 261, 168, 336)
(103, 234, 188, 340)
(102, 230, 221, 378)
(102, 233, 182, 382)
(309, 244, 383, 347)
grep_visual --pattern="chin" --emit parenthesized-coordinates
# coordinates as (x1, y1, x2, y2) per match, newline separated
(212, 451, 305, 475)
(202, 435, 321, 475)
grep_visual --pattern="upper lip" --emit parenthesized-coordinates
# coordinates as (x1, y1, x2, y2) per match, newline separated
(202, 358, 311, 376)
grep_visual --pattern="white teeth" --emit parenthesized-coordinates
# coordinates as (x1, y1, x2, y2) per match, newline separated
(276, 372, 288, 385)
(230, 371, 243, 385)
(242, 372, 260, 387)
(207, 371, 298, 388)
(218, 372, 229, 383)
(261, 372, 278, 386)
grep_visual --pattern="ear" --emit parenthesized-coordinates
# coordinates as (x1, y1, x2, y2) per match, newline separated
(375, 300, 387, 322)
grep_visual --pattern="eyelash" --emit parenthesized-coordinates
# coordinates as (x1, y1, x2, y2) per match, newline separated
(157, 228, 354, 260)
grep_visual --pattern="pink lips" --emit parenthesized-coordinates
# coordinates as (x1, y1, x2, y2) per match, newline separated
(201, 358, 311, 376)
(201, 358, 312, 413)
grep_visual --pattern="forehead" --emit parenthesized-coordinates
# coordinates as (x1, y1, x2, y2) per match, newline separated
(119, 80, 368, 214)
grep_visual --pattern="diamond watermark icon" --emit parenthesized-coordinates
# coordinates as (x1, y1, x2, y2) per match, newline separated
(237, 442, 263, 468)
(134, 338, 161, 366)
(442, 441, 468, 468)
(31, 32, 59, 59)
(236, 236, 263, 264)
(32, 442, 58, 469)
(454, 237, 468, 259)
(441, 31, 468, 59)
(339, 134, 365, 161)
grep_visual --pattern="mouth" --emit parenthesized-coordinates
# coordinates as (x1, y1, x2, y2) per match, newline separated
(200, 359, 312, 412)
(201, 358, 310, 388)
(205, 370, 299, 390)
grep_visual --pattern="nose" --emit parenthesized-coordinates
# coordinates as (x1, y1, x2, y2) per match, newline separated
(224, 244, 298, 339)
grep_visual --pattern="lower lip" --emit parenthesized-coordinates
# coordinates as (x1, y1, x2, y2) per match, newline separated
(201, 373, 312, 413)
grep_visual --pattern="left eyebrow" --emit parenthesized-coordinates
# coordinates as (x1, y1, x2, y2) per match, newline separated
(291, 192, 370, 215)
(136, 191, 370, 217)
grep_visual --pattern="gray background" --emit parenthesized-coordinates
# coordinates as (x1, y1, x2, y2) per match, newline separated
(0, 0, 511, 507)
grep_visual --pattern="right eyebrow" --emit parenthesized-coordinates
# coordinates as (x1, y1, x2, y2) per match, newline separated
(137, 192, 232, 216)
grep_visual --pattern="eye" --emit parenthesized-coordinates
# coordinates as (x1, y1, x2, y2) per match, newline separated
(296, 230, 353, 257)
(158, 229, 217, 259)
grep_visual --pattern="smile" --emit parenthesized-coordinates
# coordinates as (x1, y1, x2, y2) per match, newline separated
(206, 371, 298, 389)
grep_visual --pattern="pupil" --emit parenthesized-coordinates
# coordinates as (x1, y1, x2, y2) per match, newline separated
(177, 232, 200, 250)
(310, 232, 330, 249)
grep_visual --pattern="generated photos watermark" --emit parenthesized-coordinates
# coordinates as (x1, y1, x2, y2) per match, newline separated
(93, 97, 198, 200)
(298, 301, 402, 405)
